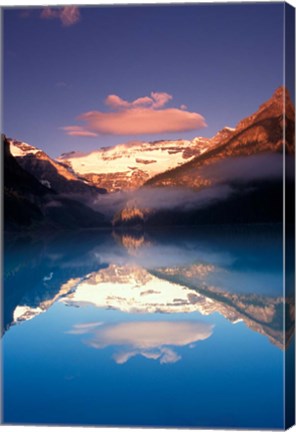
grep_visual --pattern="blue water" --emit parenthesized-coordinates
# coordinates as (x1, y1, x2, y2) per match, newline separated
(2, 226, 288, 428)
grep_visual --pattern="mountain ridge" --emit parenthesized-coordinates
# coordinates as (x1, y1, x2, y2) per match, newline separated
(3, 136, 108, 231)
(144, 86, 294, 189)
(113, 86, 294, 226)
(57, 137, 214, 192)
(9, 139, 107, 197)
(4, 86, 295, 229)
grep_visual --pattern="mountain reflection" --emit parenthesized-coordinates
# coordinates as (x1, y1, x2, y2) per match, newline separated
(59, 263, 291, 350)
(4, 227, 293, 352)
(60, 264, 216, 313)
(68, 321, 213, 364)
(113, 231, 151, 255)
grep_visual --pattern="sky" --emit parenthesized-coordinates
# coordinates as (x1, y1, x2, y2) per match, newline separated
(3, 3, 285, 158)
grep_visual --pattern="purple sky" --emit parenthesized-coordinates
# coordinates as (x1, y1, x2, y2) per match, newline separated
(3, 3, 285, 158)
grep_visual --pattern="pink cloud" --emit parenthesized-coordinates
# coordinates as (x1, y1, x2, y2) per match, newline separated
(150, 92, 173, 108)
(105, 92, 172, 110)
(62, 126, 97, 137)
(77, 107, 206, 135)
(63, 92, 207, 137)
(105, 95, 130, 110)
(60, 7, 80, 26)
(40, 6, 80, 26)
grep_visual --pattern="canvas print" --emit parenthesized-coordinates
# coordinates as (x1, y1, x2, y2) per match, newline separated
(1, 2, 295, 429)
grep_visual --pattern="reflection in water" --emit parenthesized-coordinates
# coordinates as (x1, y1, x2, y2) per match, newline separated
(113, 231, 151, 255)
(152, 266, 293, 350)
(9, 256, 292, 350)
(68, 320, 213, 364)
(60, 264, 216, 313)
(5, 228, 293, 351)
(55, 260, 291, 350)
(2, 226, 291, 428)
(13, 277, 81, 323)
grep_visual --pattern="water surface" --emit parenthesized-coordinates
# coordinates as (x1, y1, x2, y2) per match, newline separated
(2, 226, 291, 428)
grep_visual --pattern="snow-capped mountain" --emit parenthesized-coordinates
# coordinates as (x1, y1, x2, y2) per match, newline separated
(146, 86, 295, 189)
(113, 86, 295, 226)
(4, 86, 294, 230)
(9, 139, 106, 197)
(4, 136, 107, 230)
(58, 137, 213, 192)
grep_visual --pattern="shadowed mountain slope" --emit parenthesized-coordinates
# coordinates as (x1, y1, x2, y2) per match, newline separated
(3, 136, 108, 231)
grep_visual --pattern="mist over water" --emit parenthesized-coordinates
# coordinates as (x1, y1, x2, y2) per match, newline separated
(89, 153, 286, 218)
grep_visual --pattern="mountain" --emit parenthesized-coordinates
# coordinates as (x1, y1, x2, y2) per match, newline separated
(4, 135, 50, 229)
(9, 139, 106, 198)
(58, 137, 214, 192)
(57, 86, 293, 197)
(3, 135, 108, 231)
(145, 86, 294, 188)
(114, 86, 295, 226)
(4, 86, 294, 228)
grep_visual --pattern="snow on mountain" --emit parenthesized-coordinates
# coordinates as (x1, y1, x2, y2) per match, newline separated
(8, 138, 106, 196)
(58, 137, 213, 192)
(9, 140, 40, 157)
(8, 131, 234, 194)
(9, 139, 80, 182)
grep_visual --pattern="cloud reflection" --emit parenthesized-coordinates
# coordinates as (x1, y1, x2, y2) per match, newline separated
(68, 320, 213, 364)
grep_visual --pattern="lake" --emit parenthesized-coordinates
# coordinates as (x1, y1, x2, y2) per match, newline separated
(2, 225, 293, 428)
